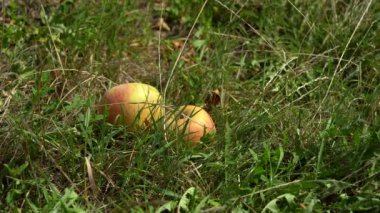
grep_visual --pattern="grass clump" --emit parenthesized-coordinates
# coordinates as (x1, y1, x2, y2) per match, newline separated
(1, 0, 380, 212)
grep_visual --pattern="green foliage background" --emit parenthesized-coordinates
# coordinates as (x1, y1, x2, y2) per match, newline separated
(1, 0, 380, 212)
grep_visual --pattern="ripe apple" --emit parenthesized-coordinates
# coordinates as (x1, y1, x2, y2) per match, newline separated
(99, 83, 162, 128)
(173, 105, 216, 144)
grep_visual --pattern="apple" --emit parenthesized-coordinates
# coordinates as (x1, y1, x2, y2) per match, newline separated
(172, 105, 216, 144)
(99, 83, 162, 128)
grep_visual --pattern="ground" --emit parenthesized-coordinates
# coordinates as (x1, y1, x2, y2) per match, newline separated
(1, 0, 380, 212)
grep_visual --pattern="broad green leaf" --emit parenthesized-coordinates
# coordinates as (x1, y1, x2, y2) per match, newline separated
(178, 187, 196, 212)
(156, 201, 178, 213)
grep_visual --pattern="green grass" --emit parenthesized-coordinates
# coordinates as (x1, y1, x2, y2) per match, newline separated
(1, 0, 380, 212)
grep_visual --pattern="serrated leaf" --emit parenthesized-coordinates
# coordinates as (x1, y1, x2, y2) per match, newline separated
(262, 193, 296, 213)
(194, 196, 209, 213)
(262, 199, 280, 213)
(4, 162, 29, 177)
(178, 187, 196, 212)
(156, 201, 178, 213)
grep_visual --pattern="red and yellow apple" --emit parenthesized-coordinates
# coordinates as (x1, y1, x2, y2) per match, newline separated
(172, 105, 216, 144)
(98, 83, 162, 128)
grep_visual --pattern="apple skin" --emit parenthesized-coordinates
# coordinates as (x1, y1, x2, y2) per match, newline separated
(99, 83, 162, 128)
(173, 105, 216, 144)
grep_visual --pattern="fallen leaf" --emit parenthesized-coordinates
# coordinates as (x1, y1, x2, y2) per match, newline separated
(154, 18, 171, 31)
(206, 89, 221, 106)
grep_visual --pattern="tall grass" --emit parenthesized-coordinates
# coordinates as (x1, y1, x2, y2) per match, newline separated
(1, 0, 380, 211)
